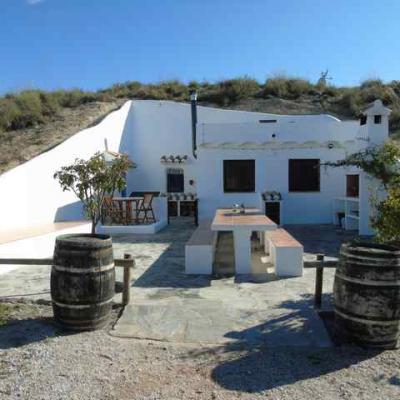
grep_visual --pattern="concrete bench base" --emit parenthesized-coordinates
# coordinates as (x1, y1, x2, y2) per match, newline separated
(265, 229, 303, 277)
(185, 220, 217, 274)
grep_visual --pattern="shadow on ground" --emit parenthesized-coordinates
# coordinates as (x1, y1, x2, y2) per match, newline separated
(210, 343, 381, 393)
(284, 224, 358, 258)
(0, 317, 61, 349)
(185, 293, 382, 393)
(115, 220, 211, 289)
(132, 243, 212, 289)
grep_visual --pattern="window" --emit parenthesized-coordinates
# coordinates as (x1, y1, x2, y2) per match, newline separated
(223, 160, 255, 192)
(167, 169, 184, 192)
(360, 115, 367, 125)
(346, 174, 359, 197)
(374, 115, 382, 124)
(289, 159, 320, 192)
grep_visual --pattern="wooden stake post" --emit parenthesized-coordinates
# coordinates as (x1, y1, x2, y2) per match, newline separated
(314, 253, 324, 309)
(122, 253, 134, 306)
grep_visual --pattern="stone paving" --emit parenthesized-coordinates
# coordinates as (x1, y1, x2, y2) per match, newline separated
(0, 219, 357, 346)
(111, 220, 357, 346)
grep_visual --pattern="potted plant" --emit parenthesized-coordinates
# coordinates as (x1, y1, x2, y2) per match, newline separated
(51, 152, 133, 331)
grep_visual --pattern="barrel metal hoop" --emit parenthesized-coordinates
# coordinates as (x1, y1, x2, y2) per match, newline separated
(334, 307, 400, 326)
(335, 272, 400, 286)
(340, 255, 400, 267)
(52, 298, 113, 309)
(57, 315, 110, 325)
(52, 263, 115, 273)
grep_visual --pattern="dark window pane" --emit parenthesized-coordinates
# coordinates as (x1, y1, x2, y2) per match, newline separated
(167, 173, 184, 192)
(223, 160, 255, 192)
(346, 174, 359, 197)
(374, 115, 382, 124)
(360, 115, 367, 125)
(289, 159, 320, 192)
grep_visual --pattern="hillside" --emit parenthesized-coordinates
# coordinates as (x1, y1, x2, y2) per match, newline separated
(0, 100, 124, 174)
(1, 77, 400, 174)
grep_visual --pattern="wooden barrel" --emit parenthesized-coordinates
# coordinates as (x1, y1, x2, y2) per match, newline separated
(51, 234, 115, 331)
(334, 241, 400, 349)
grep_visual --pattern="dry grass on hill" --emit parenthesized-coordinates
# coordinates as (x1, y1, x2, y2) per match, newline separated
(2, 76, 400, 175)
(0, 100, 124, 174)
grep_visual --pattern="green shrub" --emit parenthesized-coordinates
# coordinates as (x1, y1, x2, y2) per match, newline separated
(54, 89, 97, 107)
(11, 91, 44, 129)
(39, 92, 60, 116)
(285, 78, 314, 98)
(188, 80, 200, 90)
(359, 79, 397, 105)
(390, 110, 400, 136)
(262, 76, 314, 99)
(263, 76, 289, 97)
(199, 77, 260, 105)
(372, 186, 400, 244)
(0, 98, 21, 131)
(334, 88, 362, 116)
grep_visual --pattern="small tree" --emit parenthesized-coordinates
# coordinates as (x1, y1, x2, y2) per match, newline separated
(54, 152, 133, 234)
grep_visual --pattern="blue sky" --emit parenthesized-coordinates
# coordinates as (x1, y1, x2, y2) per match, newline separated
(1, 0, 399, 94)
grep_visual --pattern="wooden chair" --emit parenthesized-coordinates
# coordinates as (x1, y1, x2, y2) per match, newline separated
(137, 193, 156, 224)
(101, 197, 124, 225)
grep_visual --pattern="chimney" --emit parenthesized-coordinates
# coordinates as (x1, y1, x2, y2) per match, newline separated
(190, 90, 198, 159)
(362, 99, 391, 146)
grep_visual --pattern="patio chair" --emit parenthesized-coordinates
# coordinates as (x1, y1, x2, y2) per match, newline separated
(137, 193, 156, 224)
(101, 197, 124, 225)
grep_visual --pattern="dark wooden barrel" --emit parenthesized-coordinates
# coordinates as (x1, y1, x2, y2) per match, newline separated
(334, 241, 400, 349)
(51, 234, 115, 331)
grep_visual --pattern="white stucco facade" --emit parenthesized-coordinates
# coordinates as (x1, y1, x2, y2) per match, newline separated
(0, 99, 390, 237)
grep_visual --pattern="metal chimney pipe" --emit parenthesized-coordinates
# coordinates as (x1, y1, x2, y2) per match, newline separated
(190, 90, 198, 159)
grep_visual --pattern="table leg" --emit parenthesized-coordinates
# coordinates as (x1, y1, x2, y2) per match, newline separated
(233, 230, 252, 274)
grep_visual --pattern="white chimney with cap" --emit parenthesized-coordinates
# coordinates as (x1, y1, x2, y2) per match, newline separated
(362, 99, 391, 146)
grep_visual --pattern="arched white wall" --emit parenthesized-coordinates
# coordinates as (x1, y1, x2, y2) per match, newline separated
(0, 101, 133, 233)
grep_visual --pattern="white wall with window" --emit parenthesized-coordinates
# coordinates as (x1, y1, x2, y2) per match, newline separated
(196, 147, 355, 224)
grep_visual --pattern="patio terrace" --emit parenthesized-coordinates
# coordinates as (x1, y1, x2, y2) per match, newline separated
(0, 220, 357, 346)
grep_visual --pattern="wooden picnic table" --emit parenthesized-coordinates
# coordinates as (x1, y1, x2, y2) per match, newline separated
(211, 208, 277, 274)
(112, 196, 143, 224)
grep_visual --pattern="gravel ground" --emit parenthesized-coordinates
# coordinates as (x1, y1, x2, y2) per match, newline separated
(0, 300, 399, 400)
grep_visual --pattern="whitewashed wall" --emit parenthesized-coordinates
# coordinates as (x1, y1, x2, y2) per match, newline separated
(124, 101, 305, 195)
(0, 99, 385, 234)
(0, 102, 132, 233)
(196, 147, 355, 223)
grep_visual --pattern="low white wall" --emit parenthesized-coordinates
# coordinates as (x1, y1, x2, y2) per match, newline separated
(0, 223, 91, 275)
(96, 197, 168, 235)
(0, 102, 133, 233)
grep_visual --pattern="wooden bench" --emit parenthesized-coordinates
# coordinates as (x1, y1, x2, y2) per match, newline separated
(265, 228, 303, 277)
(185, 220, 217, 274)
